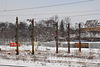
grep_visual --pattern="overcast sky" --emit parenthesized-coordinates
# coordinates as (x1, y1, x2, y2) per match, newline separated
(0, 0, 100, 25)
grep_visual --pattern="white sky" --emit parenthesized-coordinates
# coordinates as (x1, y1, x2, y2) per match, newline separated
(0, 0, 100, 25)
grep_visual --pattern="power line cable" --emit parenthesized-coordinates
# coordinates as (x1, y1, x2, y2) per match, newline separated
(0, 9, 100, 16)
(0, 12, 100, 19)
(0, 0, 94, 12)
(70, 12, 100, 17)
(35, 9, 100, 15)
(34, 12, 100, 20)
(0, 12, 100, 20)
(0, 12, 100, 22)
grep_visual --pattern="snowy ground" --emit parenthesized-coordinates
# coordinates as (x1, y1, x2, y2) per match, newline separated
(0, 45, 100, 67)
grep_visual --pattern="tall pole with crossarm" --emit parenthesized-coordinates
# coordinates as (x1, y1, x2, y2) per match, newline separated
(56, 22, 58, 53)
(68, 23, 70, 53)
(31, 19, 34, 55)
(16, 17, 19, 55)
(79, 23, 81, 52)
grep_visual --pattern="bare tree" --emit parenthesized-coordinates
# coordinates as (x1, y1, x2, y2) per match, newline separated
(50, 15, 59, 22)
(64, 17, 71, 31)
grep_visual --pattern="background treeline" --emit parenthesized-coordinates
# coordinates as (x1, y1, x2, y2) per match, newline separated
(0, 16, 74, 43)
(0, 16, 99, 44)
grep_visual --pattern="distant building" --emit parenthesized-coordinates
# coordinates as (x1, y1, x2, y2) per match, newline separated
(82, 19, 100, 41)
(85, 20, 100, 28)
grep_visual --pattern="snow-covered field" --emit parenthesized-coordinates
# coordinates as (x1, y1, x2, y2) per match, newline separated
(0, 45, 100, 67)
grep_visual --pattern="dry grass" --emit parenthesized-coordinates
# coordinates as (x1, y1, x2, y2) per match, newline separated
(0, 49, 99, 66)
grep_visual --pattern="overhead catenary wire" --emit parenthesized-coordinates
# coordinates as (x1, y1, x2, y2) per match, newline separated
(31, 12, 100, 21)
(0, 12, 100, 23)
(69, 12, 100, 17)
(34, 9, 100, 15)
(0, 9, 100, 16)
(38, 12, 100, 19)
(0, 12, 100, 17)
(17, 12, 100, 20)
(0, 12, 100, 22)
(0, 0, 95, 12)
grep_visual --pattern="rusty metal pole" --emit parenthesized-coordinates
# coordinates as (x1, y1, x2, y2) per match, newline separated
(79, 23, 81, 52)
(16, 17, 19, 55)
(56, 22, 58, 53)
(68, 23, 70, 53)
(31, 19, 34, 55)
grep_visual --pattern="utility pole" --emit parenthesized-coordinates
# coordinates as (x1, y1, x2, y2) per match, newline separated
(56, 22, 58, 53)
(68, 23, 70, 53)
(16, 17, 19, 55)
(79, 23, 81, 52)
(31, 19, 34, 55)
(27, 19, 34, 55)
